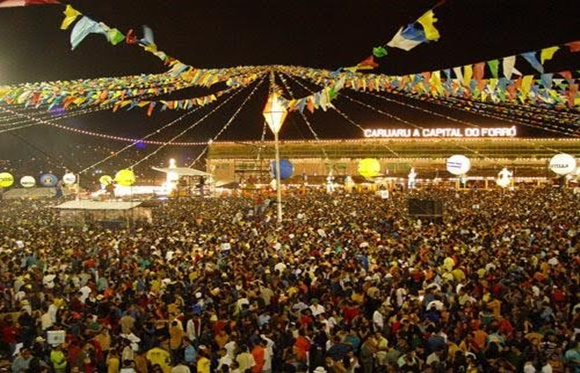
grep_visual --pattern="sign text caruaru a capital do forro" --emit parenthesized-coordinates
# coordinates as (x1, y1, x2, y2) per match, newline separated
(363, 126, 517, 138)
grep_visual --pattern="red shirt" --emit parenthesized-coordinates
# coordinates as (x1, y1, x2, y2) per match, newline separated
(251, 346, 265, 373)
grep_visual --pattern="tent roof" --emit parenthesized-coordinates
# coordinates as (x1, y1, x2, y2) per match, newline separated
(152, 167, 212, 177)
(53, 200, 142, 210)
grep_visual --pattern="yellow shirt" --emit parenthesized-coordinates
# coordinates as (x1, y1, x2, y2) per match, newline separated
(146, 347, 171, 371)
(107, 356, 120, 373)
(197, 356, 210, 373)
(351, 292, 365, 304)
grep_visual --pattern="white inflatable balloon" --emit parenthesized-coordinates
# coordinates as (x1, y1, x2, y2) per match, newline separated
(20, 176, 36, 188)
(446, 155, 471, 176)
(549, 154, 576, 175)
(62, 173, 77, 185)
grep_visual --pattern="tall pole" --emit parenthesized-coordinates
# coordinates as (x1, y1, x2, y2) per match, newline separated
(274, 130, 282, 225)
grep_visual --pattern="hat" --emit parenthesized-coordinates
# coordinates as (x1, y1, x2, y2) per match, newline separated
(314, 368, 327, 373)
(96, 294, 104, 300)
(35, 336, 46, 342)
(195, 292, 202, 299)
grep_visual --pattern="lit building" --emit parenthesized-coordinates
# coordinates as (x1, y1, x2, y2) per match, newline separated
(206, 137, 580, 183)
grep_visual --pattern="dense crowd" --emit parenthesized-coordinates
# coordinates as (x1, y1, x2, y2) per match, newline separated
(0, 187, 578, 373)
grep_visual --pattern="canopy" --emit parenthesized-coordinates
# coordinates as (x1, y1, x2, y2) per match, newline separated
(53, 200, 142, 210)
(152, 167, 212, 177)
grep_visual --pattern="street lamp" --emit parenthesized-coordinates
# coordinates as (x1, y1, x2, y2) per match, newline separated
(262, 92, 288, 225)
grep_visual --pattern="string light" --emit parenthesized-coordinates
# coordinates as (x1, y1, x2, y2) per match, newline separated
(353, 88, 574, 154)
(277, 72, 329, 160)
(131, 76, 265, 169)
(188, 75, 266, 168)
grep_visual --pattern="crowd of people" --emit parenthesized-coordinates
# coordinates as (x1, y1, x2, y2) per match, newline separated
(0, 187, 578, 372)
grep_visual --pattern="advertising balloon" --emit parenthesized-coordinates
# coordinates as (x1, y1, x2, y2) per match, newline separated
(20, 176, 36, 188)
(549, 153, 576, 175)
(62, 173, 76, 185)
(40, 174, 58, 187)
(99, 175, 113, 186)
(358, 158, 381, 178)
(270, 159, 294, 180)
(446, 155, 471, 176)
(0, 172, 14, 188)
(114, 169, 136, 186)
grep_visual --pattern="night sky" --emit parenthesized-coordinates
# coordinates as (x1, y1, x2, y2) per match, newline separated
(0, 0, 579, 167)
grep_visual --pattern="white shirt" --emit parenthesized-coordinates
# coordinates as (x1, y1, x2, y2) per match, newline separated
(41, 312, 53, 330)
(274, 262, 287, 273)
(224, 340, 237, 360)
(217, 355, 233, 371)
(79, 285, 92, 303)
(309, 303, 326, 317)
(372, 310, 384, 331)
(171, 365, 191, 373)
(48, 303, 58, 323)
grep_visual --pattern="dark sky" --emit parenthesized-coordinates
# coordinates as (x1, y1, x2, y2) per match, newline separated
(0, 0, 579, 167)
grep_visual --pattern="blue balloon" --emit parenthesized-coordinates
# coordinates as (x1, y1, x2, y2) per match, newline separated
(40, 174, 58, 187)
(271, 159, 294, 180)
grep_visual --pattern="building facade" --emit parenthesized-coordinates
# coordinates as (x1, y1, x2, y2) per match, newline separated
(206, 137, 580, 183)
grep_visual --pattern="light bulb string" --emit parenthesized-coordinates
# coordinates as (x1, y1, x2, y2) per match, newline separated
(131, 75, 264, 169)
(277, 72, 329, 160)
(187, 75, 267, 168)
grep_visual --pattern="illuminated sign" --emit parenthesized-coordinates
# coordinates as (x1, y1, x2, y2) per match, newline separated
(363, 126, 517, 138)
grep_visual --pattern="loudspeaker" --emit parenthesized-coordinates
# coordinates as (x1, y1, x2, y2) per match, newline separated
(408, 198, 444, 218)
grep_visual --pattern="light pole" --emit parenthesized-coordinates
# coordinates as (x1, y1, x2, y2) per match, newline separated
(262, 92, 288, 225)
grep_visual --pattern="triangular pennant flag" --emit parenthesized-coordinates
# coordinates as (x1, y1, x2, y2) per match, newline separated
(565, 41, 580, 52)
(521, 51, 544, 73)
(416, 10, 440, 41)
(60, 4, 81, 30)
(540, 73, 553, 89)
(567, 84, 578, 107)
(70, 16, 106, 50)
(452, 66, 463, 82)
(357, 55, 379, 69)
(125, 29, 137, 44)
(372, 46, 388, 58)
(540, 46, 559, 64)
(487, 59, 499, 79)
(463, 65, 473, 87)
(520, 75, 534, 96)
(558, 71, 572, 82)
(387, 27, 423, 51)
(473, 62, 485, 81)
(502, 56, 516, 79)
(140, 25, 155, 46)
(106, 28, 125, 45)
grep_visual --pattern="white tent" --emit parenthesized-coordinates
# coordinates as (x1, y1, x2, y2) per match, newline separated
(53, 200, 151, 227)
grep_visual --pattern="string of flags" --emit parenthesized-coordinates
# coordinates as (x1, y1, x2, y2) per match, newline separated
(276, 38, 579, 113)
(0, 0, 577, 124)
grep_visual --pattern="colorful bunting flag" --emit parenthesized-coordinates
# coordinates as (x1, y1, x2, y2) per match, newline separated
(0, 0, 58, 7)
(565, 41, 580, 52)
(60, 4, 81, 30)
(372, 46, 388, 58)
(70, 16, 106, 50)
(540, 46, 559, 64)
(502, 56, 516, 79)
(521, 51, 544, 73)
(487, 59, 499, 79)
(387, 9, 440, 51)
(416, 10, 440, 41)
(106, 28, 125, 45)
